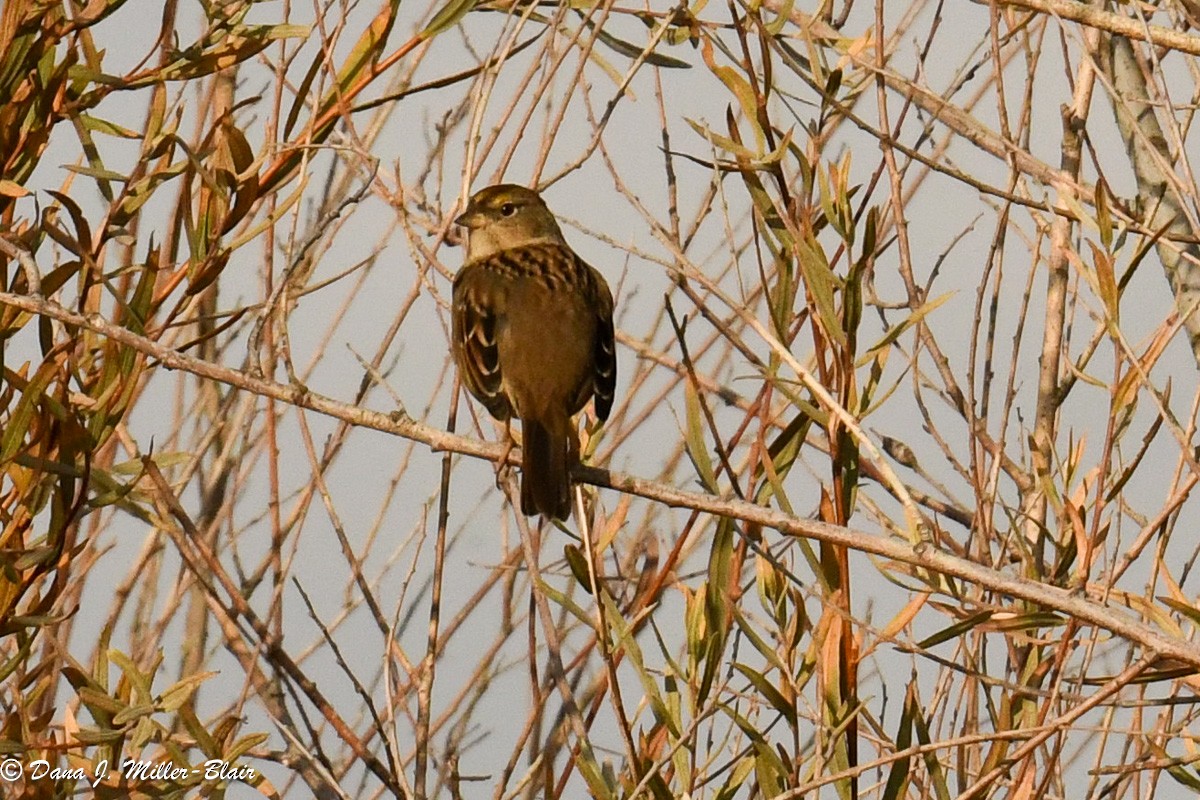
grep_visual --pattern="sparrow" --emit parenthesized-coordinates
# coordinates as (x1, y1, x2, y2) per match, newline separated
(451, 184, 616, 519)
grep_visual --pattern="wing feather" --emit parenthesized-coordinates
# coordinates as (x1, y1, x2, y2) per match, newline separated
(589, 265, 616, 421)
(452, 262, 512, 420)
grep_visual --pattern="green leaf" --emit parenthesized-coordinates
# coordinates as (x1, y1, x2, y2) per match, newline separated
(715, 756, 755, 800)
(285, 51, 324, 139)
(796, 236, 846, 346)
(862, 291, 952, 357)
(683, 381, 716, 491)
(583, 16, 691, 68)
(112, 702, 156, 726)
(765, 0, 796, 34)
(108, 648, 156, 704)
(603, 593, 680, 737)
(685, 117, 758, 161)
(733, 662, 797, 727)
(78, 686, 127, 717)
(75, 726, 126, 744)
(1095, 177, 1113, 250)
(916, 610, 993, 649)
(733, 606, 789, 674)
(911, 688, 952, 800)
(700, 36, 763, 149)
(422, 0, 476, 38)
(883, 683, 915, 799)
(756, 408, 812, 509)
(685, 118, 794, 169)
(1089, 239, 1119, 325)
(753, 740, 787, 797)
(156, 25, 308, 83)
(563, 544, 592, 592)
(61, 163, 129, 182)
(1, 363, 58, 462)
(698, 518, 734, 703)
(80, 114, 141, 138)
(158, 671, 218, 712)
(226, 732, 270, 761)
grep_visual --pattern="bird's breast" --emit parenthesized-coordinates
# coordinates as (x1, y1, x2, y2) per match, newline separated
(496, 278, 597, 419)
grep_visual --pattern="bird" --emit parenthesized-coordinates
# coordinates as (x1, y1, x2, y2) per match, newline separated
(451, 184, 616, 519)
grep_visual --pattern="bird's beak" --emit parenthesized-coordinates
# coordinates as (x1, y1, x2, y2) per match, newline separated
(454, 203, 482, 229)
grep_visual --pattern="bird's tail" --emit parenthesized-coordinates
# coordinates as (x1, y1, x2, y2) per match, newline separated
(521, 417, 573, 519)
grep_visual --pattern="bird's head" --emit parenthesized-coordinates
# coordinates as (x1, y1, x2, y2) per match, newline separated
(455, 184, 566, 260)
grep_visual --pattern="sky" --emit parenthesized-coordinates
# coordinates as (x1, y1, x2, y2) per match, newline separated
(7, 0, 1200, 797)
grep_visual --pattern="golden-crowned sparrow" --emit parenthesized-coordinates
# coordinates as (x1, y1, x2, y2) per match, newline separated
(451, 184, 616, 519)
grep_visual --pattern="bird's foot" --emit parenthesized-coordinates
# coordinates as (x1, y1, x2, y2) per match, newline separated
(494, 431, 518, 492)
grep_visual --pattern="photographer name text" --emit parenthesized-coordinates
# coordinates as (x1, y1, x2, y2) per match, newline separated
(0, 757, 256, 785)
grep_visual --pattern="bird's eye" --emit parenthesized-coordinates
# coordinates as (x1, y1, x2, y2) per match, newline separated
(500, 202, 516, 217)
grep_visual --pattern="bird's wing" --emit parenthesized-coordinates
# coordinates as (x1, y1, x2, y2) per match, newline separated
(452, 262, 512, 421)
(590, 265, 617, 422)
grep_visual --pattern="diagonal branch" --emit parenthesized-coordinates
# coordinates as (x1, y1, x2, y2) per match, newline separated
(2, 288, 1198, 670)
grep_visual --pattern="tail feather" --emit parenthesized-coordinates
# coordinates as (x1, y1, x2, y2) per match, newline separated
(521, 417, 572, 519)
